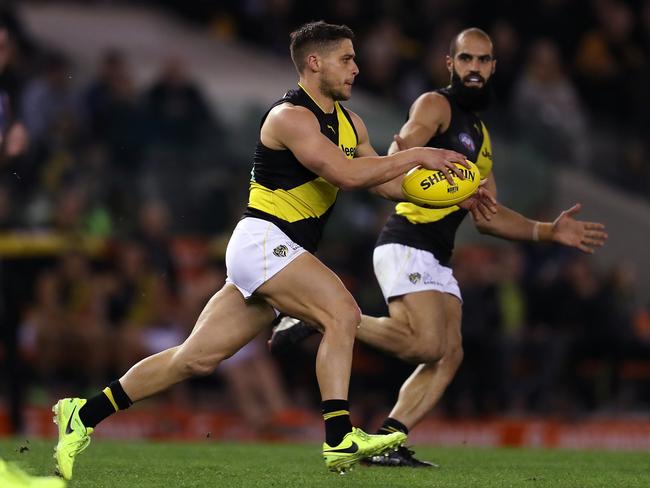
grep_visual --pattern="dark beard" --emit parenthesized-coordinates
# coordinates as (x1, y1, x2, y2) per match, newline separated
(448, 71, 493, 111)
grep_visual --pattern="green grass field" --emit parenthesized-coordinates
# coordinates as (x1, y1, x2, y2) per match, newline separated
(1, 438, 648, 488)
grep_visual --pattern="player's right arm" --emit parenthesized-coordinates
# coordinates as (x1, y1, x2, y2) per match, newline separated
(261, 103, 466, 191)
(388, 92, 450, 156)
(372, 92, 450, 200)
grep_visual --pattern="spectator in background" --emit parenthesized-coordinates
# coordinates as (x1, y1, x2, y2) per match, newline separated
(49, 186, 89, 233)
(134, 199, 178, 294)
(83, 49, 146, 220)
(422, 19, 464, 88)
(408, 0, 463, 40)
(20, 271, 68, 393)
(574, 0, 646, 127)
(449, 246, 502, 415)
(512, 39, 589, 167)
(106, 240, 182, 373)
(395, 19, 464, 108)
(0, 22, 29, 185)
(21, 52, 78, 147)
(20, 52, 83, 215)
(56, 252, 110, 386)
(511, 0, 588, 59)
(396, 21, 460, 109)
(357, 19, 401, 97)
(612, 137, 650, 197)
(20, 253, 109, 392)
(141, 56, 221, 231)
(591, 262, 638, 406)
(556, 256, 605, 411)
(493, 245, 528, 410)
(219, 337, 293, 432)
(145, 56, 214, 150)
(489, 19, 521, 109)
(84, 49, 146, 173)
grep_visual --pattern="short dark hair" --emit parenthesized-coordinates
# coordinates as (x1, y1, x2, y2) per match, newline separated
(290, 21, 354, 73)
(449, 27, 492, 57)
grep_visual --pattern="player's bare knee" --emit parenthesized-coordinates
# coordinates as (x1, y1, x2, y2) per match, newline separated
(348, 303, 362, 328)
(424, 342, 447, 364)
(319, 302, 360, 339)
(173, 352, 221, 378)
(187, 357, 220, 377)
(401, 324, 447, 363)
(441, 343, 463, 373)
(404, 340, 446, 364)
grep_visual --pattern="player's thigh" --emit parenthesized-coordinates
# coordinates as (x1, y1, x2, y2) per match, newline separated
(442, 293, 463, 352)
(388, 290, 450, 342)
(255, 252, 360, 329)
(425, 292, 464, 368)
(388, 290, 447, 334)
(176, 283, 275, 368)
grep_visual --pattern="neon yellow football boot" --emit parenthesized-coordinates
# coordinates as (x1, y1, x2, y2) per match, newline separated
(0, 458, 66, 487)
(322, 427, 407, 473)
(52, 398, 94, 480)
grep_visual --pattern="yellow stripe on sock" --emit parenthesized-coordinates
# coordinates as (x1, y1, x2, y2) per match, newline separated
(322, 409, 349, 421)
(103, 387, 119, 412)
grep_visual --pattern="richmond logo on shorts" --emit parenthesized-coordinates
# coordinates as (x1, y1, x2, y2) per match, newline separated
(408, 272, 421, 284)
(273, 245, 288, 257)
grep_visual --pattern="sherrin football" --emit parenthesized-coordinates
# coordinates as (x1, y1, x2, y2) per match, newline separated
(401, 160, 480, 208)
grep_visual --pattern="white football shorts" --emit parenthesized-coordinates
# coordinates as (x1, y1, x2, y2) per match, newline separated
(225, 217, 307, 299)
(373, 243, 462, 302)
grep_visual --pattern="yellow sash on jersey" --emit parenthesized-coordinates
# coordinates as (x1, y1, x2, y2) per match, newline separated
(248, 100, 357, 222)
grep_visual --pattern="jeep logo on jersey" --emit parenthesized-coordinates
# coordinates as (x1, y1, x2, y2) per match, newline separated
(273, 245, 288, 257)
(408, 272, 421, 284)
(340, 145, 356, 157)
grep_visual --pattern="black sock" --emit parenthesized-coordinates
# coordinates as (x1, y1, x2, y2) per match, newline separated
(79, 380, 133, 428)
(322, 399, 352, 446)
(376, 417, 409, 436)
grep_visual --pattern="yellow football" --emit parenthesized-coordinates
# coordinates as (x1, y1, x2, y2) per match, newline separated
(401, 160, 480, 208)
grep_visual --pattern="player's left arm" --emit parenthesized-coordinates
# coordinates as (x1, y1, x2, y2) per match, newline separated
(472, 173, 608, 253)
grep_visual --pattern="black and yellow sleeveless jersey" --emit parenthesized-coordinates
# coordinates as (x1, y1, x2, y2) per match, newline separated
(376, 87, 493, 265)
(243, 84, 358, 253)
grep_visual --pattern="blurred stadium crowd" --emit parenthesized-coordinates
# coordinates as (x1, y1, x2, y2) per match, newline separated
(1, 0, 650, 434)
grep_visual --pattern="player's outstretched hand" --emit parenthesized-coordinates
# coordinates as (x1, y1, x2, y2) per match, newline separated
(418, 148, 469, 184)
(460, 180, 498, 221)
(552, 203, 608, 253)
